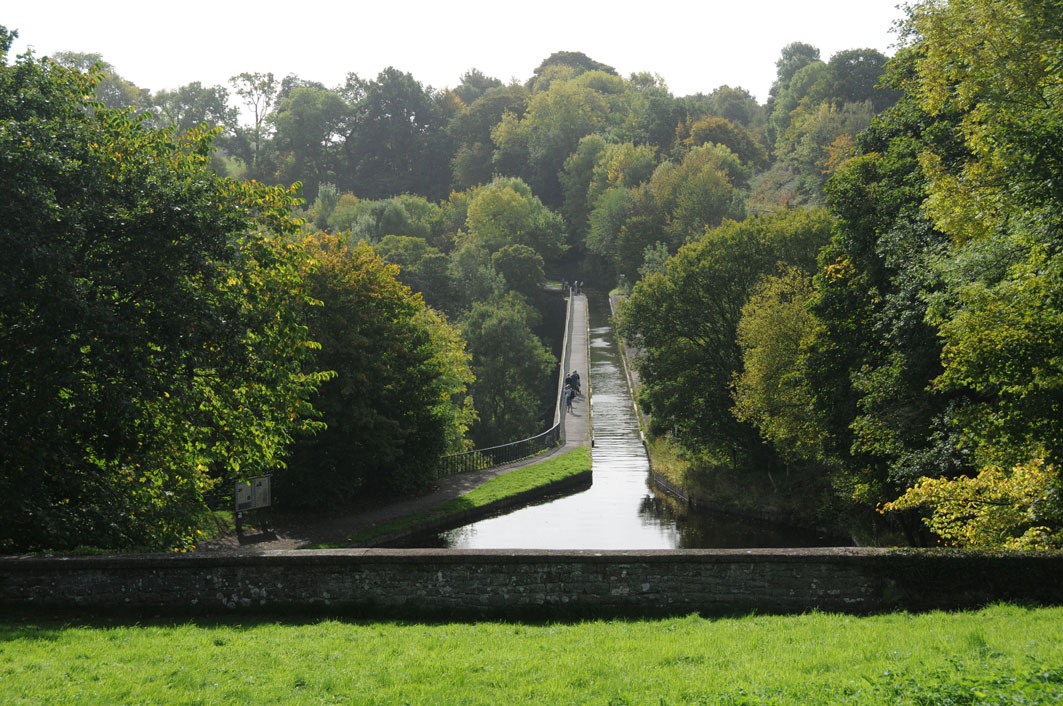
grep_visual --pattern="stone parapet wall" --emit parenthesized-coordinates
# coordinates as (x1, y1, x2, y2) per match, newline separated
(2, 548, 1061, 618)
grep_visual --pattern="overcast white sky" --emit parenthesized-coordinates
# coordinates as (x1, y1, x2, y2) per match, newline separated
(5, 1, 908, 104)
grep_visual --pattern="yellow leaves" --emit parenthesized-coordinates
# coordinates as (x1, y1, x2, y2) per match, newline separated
(823, 256, 855, 283)
(882, 457, 1063, 549)
(822, 133, 856, 176)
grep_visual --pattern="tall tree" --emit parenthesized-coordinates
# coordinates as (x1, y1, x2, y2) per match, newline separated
(453, 68, 502, 106)
(449, 83, 529, 189)
(461, 294, 555, 447)
(152, 81, 237, 136)
(271, 84, 349, 200)
(648, 143, 748, 243)
(229, 71, 278, 180)
(908, 0, 1063, 472)
(493, 71, 626, 205)
(282, 237, 473, 502)
(827, 48, 900, 111)
(0, 33, 325, 551)
(344, 67, 453, 200)
(733, 266, 825, 464)
(618, 209, 833, 458)
(529, 51, 617, 88)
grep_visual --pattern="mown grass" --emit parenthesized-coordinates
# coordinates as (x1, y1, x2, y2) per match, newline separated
(342, 446, 592, 545)
(2, 603, 1061, 704)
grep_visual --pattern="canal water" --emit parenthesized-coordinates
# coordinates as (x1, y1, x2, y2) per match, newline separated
(406, 294, 848, 549)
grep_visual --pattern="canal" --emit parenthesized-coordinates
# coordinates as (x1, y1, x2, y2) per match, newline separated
(404, 293, 849, 549)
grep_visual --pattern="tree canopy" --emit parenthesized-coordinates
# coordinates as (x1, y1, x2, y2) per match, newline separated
(0, 33, 326, 551)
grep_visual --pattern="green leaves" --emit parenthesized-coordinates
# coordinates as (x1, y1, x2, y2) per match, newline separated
(619, 209, 833, 455)
(0, 52, 323, 551)
(282, 236, 473, 503)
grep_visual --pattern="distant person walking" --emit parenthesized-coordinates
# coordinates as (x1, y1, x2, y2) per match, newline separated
(565, 383, 575, 412)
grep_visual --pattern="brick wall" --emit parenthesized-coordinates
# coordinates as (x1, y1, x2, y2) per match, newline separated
(2, 548, 1061, 618)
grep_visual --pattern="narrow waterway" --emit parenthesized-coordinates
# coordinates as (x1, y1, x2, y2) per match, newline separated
(406, 294, 845, 549)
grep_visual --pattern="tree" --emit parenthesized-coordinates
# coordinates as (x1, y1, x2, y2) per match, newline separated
(883, 457, 1063, 549)
(491, 243, 545, 299)
(559, 134, 607, 242)
(827, 48, 900, 111)
(613, 73, 682, 151)
(49, 50, 151, 112)
(152, 81, 237, 136)
(769, 42, 822, 101)
(684, 115, 767, 169)
(271, 84, 349, 200)
(801, 45, 971, 521)
(768, 60, 830, 147)
(617, 201, 669, 281)
(283, 237, 474, 502)
(776, 100, 876, 203)
(0, 35, 325, 551)
(453, 68, 502, 106)
(493, 71, 626, 205)
(586, 142, 658, 207)
(325, 192, 363, 233)
(374, 234, 455, 310)
(464, 177, 567, 262)
(344, 68, 453, 200)
(229, 71, 278, 179)
(617, 209, 833, 457)
(530, 51, 617, 88)
(447, 240, 506, 311)
(461, 294, 555, 447)
(707, 85, 762, 128)
(586, 186, 635, 264)
(733, 266, 825, 463)
(648, 143, 748, 243)
(308, 181, 340, 230)
(906, 0, 1063, 474)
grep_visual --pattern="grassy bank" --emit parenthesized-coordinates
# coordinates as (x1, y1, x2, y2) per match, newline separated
(3, 603, 1061, 704)
(342, 446, 591, 546)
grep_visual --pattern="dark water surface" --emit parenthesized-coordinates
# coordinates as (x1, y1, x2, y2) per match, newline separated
(406, 294, 849, 549)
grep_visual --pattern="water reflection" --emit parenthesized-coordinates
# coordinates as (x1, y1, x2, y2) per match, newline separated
(402, 293, 851, 549)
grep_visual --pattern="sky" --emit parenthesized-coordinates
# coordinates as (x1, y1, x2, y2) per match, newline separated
(5, 0, 908, 105)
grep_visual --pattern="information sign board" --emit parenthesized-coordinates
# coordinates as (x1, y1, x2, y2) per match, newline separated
(235, 476, 271, 511)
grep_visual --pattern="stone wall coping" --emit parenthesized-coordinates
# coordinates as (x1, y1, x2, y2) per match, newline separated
(0, 546, 890, 570)
(7, 546, 1060, 572)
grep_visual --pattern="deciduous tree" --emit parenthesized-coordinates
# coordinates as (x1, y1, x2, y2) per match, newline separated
(0, 34, 325, 551)
(283, 237, 473, 502)
(618, 209, 832, 458)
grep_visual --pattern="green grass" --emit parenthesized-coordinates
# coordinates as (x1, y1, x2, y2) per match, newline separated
(342, 446, 591, 545)
(3, 603, 1062, 704)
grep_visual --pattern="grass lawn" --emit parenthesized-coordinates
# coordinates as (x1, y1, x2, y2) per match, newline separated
(342, 445, 592, 545)
(2, 603, 1061, 704)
